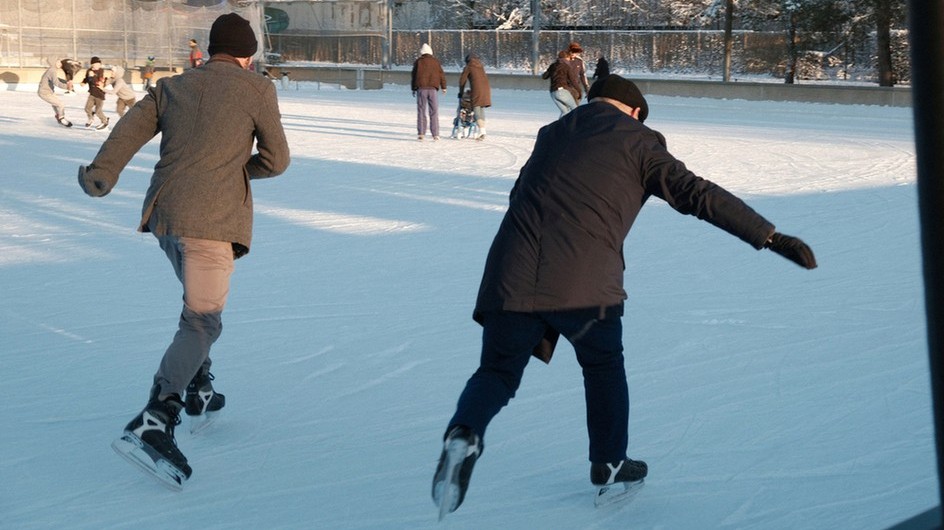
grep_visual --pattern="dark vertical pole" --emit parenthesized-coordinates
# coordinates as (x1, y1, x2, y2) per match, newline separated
(722, 0, 733, 82)
(908, 0, 944, 523)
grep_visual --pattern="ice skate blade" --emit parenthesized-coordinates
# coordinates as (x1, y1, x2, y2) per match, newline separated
(111, 433, 187, 491)
(594, 478, 644, 508)
(434, 438, 469, 521)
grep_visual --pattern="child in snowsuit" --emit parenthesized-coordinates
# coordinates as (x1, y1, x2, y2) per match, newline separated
(37, 57, 73, 127)
(108, 66, 137, 117)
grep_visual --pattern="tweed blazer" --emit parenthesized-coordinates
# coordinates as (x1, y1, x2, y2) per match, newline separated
(84, 55, 290, 257)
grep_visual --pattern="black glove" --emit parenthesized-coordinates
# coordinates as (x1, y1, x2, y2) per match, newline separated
(765, 232, 817, 269)
(458, 91, 463, 99)
(78, 164, 112, 197)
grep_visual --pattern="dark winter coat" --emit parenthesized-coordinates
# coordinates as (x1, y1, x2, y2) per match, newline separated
(567, 55, 590, 94)
(81, 55, 290, 258)
(411, 54, 446, 91)
(473, 100, 775, 323)
(542, 59, 581, 103)
(592, 57, 610, 79)
(458, 56, 491, 108)
(83, 68, 107, 99)
(61, 58, 82, 81)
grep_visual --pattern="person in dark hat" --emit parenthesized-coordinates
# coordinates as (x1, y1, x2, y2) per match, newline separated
(591, 54, 610, 80)
(78, 12, 289, 490)
(432, 74, 817, 517)
(188, 38, 204, 68)
(142, 55, 155, 90)
(80, 56, 108, 129)
(60, 57, 83, 93)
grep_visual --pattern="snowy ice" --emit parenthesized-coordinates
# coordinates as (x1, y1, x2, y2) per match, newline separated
(0, 80, 936, 529)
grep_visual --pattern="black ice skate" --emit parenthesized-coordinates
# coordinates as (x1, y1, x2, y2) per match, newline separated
(185, 365, 225, 434)
(432, 425, 482, 520)
(111, 387, 191, 491)
(590, 458, 647, 507)
(56, 115, 73, 128)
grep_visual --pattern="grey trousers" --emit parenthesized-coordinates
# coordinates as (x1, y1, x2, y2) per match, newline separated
(416, 87, 440, 137)
(153, 235, 234, 399)
(38, 91, 65, 118)
(84, 95, 106, 123)
(116, 97, 137, 117)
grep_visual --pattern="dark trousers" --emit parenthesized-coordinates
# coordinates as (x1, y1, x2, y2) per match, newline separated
(448, 306, 629, 464)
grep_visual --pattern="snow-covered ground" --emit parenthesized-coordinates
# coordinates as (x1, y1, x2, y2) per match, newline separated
(0, 80, 936, 529)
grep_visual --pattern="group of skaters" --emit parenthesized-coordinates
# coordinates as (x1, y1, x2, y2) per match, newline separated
(410, 43, 492, 142)
(543, 41, 610, 116)
(410, 40, 612, 141)
(38, 55, 140, 130)
(69, 13, 817, 519)
(37, 37, 201, 130)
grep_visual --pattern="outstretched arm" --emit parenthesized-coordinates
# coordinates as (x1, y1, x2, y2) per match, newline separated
(78, 91, 160, 197)
(643, 132, 816, 269)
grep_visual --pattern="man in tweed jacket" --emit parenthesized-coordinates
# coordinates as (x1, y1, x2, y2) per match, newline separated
(79, 13, 289, 485)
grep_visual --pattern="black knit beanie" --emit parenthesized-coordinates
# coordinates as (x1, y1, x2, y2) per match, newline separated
(90, 56, 101, 65)
(587, 74, 649, 123)
(208, 13, 258, 57)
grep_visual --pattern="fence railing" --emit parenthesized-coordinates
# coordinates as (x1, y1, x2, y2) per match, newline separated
(0, 0, 260, 70)
(268, 29, 910, 84)
(1, 2, 910, 85)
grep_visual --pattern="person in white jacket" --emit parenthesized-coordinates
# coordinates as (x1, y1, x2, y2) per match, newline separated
(107, 66, 138, 117)
(37, 57, 73, 127)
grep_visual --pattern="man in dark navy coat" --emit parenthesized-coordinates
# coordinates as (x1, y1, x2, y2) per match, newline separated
(432, 75, 816, 515)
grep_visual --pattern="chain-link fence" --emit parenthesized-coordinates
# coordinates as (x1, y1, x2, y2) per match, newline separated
(0, 0, 261, 71)
(1, 0, 909, 84)
(267, 28, 909, 83)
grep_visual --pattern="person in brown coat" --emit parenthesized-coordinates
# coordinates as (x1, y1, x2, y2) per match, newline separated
(411, 43, 447, 140)
(78, 13, 290, 490)
(432, 75, 816, 516)
(542, 50, 581, 117)
(567, 41, 591, 96)
(458, 53, 491, 140)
